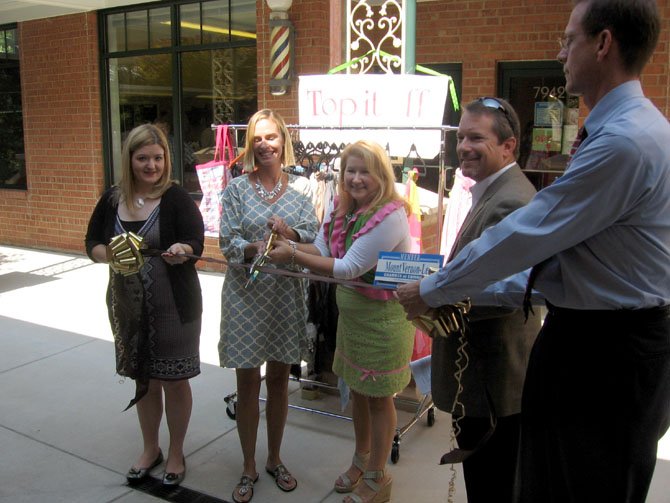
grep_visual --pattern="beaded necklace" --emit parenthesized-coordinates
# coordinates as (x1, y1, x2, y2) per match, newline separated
(255, 174, 284, 201)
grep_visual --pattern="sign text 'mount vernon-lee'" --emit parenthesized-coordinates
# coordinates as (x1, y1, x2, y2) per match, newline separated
(373, 251, 444, 288)
(381, 258, 435, 276)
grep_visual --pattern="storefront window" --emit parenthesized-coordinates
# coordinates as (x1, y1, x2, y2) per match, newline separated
(498, 61, 578, 190)
(106, 13, 125, 53)
(0, 25, 26, 190)
(101, 0, 257, 194)
(107, 53, 173, 185)
(226, 0, 257, 43)
(201, 0, 230, 44)
(126, 10, 150, 51)
(149, 8, 172, 49)
(181, 47, 256, 193)
(179, 3, 203, 45)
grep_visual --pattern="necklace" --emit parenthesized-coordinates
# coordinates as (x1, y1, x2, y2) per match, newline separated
(255, 174, 284, 201)
(135, 197, 145, 209)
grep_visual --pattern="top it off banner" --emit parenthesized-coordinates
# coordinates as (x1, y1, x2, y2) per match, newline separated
(298, 74, 451, 158)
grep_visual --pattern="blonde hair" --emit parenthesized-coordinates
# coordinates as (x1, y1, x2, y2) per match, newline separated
(116, 124, 173, 211)
(336, 140, 409, 217)
(242, 109, 295, 173)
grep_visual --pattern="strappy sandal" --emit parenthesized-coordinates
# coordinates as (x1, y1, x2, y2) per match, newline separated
(232, 473, 259, 503)
(265, 463, 297, 492)
(343, 470, 393, 503)
(334, 452, 370, 493)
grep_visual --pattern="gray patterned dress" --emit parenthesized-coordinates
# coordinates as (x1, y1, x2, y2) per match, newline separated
(116, 209, 201, 381)
(218, 173, 319, 368)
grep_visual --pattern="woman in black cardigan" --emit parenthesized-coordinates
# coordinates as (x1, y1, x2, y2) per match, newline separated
(85, 124, 204, 487)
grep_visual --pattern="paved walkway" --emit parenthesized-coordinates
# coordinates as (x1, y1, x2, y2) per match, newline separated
(1, 244, 669, 502)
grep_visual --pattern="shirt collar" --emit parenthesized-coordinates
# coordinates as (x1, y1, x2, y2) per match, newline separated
(470, 162, 516, 207)
(584, 80, 643, 134)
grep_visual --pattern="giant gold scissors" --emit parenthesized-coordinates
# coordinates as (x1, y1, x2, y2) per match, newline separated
(245, 231, 278, 288)
(411, 298, 471, 339)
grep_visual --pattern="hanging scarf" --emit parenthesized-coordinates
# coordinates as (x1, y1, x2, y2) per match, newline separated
(108, 208, 159, 411)
(108, 271, 151, 410)
(326, 197, 404, 300)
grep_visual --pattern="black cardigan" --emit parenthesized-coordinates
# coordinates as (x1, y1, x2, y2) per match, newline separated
(85, 183, 204, 323)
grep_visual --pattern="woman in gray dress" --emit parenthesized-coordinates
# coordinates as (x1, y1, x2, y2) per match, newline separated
(219, 109, 318, 503)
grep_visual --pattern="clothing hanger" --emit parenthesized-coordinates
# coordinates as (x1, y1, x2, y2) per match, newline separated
(402, 143, 427, 178)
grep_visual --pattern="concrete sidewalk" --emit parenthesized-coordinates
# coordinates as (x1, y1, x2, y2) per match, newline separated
(1, 244, 669, 503)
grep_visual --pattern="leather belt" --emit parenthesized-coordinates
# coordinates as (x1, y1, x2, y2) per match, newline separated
(546, 302, 670, 322)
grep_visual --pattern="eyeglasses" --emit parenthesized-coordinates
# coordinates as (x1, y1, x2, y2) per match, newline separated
(476, 97, 515, 132)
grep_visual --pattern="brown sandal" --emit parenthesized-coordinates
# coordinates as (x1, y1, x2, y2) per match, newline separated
(334, 452, 369, 493)
(344, 470, 393, 503)
(232, 473, 259, 503)
(265, 463, 297, 492)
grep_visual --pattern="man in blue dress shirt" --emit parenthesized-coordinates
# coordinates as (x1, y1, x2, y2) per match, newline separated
(398, 1, 670, 501)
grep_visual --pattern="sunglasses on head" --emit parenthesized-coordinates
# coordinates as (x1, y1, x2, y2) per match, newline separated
(476, 97, 515, 132)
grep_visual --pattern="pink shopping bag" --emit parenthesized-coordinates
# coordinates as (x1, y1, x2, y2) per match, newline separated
(195, 125, 235, 236)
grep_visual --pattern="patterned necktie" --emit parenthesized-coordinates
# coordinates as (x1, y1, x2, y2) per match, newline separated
(568, 126, 588, 160)
(522, 126, 587, 320)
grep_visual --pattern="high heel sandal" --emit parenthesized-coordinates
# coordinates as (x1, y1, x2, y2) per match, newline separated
(343, 470, 392, 503)
(334, 452, 369, 493)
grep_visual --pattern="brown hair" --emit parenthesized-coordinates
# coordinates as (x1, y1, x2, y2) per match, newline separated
(575, 0, 660, 75)
(464, 98, 521, 159)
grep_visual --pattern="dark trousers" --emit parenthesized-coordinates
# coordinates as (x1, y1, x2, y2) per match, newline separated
(455, 414, 521, 503)
(516, 305, 670, 503)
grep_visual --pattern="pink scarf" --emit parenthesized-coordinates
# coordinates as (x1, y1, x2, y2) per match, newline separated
(326, 198, 404, 300)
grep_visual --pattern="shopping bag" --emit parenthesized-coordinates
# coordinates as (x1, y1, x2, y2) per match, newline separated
(195, 125, 234, 236)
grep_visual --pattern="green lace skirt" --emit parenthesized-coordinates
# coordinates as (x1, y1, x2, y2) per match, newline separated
(332, 286, 414, 397)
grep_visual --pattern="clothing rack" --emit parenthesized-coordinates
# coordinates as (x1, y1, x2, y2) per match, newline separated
(217, 122, 458, 463)
(212, 123, 458, 241)
(223, 375, 436, 464)
(213, 123, 458, 130)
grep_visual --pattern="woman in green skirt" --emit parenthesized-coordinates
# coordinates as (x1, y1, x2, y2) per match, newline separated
(269, 140, 414, 503)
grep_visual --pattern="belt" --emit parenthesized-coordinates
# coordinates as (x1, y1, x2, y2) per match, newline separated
(545, 302, 670, 323)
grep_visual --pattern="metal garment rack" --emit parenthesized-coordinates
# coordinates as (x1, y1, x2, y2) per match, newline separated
(217, 123, 458, 463)
(223, 375, 436, 464)
(211, 123, 459, 243)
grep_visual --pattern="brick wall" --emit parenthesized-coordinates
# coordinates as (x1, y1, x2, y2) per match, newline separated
(256, 0, 331, 121)
(414, 0, 670, 114)
(0, 12, 103, 253)
(258, 0, 669, 122)
(2, 1, 669, 263)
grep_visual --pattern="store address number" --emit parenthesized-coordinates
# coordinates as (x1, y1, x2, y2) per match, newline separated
(534, 86, 567, 100)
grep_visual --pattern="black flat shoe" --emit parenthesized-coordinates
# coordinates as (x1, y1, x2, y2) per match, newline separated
(162, 457, 186, 487)
(126, 450, 163, 483)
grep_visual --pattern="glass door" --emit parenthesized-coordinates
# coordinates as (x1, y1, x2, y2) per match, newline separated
(498, 61, 578, 190)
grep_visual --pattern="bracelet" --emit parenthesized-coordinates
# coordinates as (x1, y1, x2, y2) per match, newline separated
(287, 240, 297, 269)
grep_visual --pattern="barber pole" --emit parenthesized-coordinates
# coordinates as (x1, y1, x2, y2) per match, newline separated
(270, 20, 291, 95)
